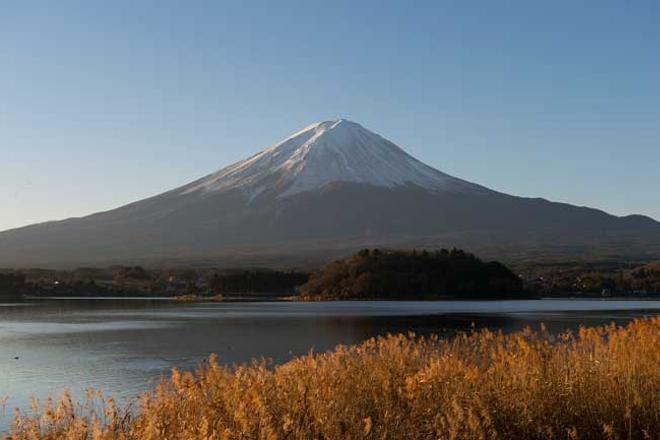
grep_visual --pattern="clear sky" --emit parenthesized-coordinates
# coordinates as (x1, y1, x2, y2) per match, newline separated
(1, 1, 659, 232)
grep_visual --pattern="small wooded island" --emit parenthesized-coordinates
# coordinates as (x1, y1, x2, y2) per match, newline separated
(299, 248, 526, 300)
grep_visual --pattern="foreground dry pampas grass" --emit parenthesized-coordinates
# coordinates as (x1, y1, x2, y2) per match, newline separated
(6, 317, 660, 440)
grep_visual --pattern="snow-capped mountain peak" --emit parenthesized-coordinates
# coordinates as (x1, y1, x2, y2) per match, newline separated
(181, 119, 484, 198)
(2, 119, 659, 268)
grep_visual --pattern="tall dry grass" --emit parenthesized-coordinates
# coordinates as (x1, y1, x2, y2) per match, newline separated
(6, 317, 660, 439)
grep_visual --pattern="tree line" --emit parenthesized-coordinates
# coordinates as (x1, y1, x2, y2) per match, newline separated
(299, 248, 525, 300)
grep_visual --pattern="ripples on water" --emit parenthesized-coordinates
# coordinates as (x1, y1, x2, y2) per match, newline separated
(1, 298, 659, 431)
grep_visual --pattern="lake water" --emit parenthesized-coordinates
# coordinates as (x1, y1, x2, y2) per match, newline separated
(1, 298, 659, 431)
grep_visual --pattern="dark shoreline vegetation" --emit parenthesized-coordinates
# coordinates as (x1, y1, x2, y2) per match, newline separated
(2, 248, 659, 300)
(5, 317, 659, 439)
(299, 249, 526, 300)
(0, 268, 310, 299)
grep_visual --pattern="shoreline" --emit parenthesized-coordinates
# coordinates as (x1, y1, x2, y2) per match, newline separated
(8, 294, 659, 302)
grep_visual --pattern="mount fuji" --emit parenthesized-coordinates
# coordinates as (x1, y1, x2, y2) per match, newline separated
(1, 119, 659, 268)
(178, 119, 487, 199)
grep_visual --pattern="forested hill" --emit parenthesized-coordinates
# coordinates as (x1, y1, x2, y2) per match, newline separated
(0, 273, 27, 297)
(299, 249, 526, 300)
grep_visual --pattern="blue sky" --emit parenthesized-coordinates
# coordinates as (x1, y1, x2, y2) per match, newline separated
(1, 0, 659, 231)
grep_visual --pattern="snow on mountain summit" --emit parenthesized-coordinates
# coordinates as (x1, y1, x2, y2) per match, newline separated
(181, 119, 485, 199)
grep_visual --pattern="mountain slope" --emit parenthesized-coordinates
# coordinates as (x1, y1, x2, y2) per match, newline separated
(178, 119, 487, 199)
(1, 119, 659, 268)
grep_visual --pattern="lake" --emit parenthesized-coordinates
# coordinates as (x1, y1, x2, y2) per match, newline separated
(1, 298, 659, 431)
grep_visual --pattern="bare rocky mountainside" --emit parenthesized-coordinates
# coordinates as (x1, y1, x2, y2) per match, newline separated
(1, 119, 659, 268)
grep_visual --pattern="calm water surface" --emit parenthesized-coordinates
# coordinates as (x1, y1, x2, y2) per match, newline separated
(1, 298, 659, 431)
